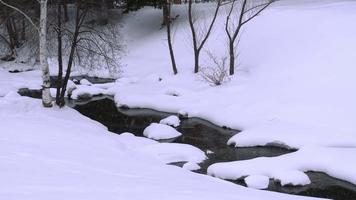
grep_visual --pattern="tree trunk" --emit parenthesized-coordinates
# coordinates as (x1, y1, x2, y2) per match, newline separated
(56, 0, 63, 106)
(39, 0, 52, 107)
(188, 0, 199, 73)
(229, 41, 234, 75)
(194, 50, 199, 73)
(162, 0, 167, 26)
(63, 0, 69, 22)
(164, 1, 178, 75)
(59, 0, 83, 107)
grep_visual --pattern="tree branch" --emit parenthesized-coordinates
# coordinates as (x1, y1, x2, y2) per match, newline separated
(0, 0, 40, 33)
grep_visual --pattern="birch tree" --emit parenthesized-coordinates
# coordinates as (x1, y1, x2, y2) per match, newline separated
(0, 0, 52, 107)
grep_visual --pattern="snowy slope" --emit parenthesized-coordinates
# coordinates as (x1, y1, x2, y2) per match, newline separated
(0, 92, 318, 200)
(111, 0, 356, 149)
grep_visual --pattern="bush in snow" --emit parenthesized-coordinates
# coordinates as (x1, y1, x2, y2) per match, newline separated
(199, 51, 230, 86)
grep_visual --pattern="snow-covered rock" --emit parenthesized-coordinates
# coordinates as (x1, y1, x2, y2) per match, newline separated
(159, 115, 181, 127)
(143, 123, 182, 140)
(244, 175, 270, 190)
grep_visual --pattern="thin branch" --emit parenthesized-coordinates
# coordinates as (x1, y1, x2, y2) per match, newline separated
(0, 0, 40, 33)
(241, 1, 273, 26)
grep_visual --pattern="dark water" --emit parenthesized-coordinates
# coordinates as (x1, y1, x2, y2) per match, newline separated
(73, 97, 356, 200)
(50, 75, 116, 85)
(18, 87, 356, 200)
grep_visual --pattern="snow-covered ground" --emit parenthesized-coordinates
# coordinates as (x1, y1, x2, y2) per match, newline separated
(113, 0, 356, 149)
(0, 89, 317, 200)
(1, 0, 356, 198)
(110, 0, 356, 188)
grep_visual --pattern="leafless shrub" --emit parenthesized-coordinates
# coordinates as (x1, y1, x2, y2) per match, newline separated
(200, 51, 230, 86)
(73, 22, 123, 77)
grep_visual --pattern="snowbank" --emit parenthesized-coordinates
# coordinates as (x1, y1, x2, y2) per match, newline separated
(137, 143, 206, 164)
(207, 146, 356, 186)
(0, 68, 41, 97)
(0, 94, 318, 200)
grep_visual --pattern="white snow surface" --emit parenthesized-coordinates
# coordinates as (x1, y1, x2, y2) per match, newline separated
(0, 67, 41, 97)
(183, 162, 201, 171)
(104, 0, 356, 150)
(1, 0, 356, 198)
(0, 93, 319, 200)
(160, 115, 181, 127)
(208, 146, 356, 186)
(143, 123, 182, 140)
(79, 78, 92, 86)
(136, 143, 206, 164)
(244, 175, 270, 190)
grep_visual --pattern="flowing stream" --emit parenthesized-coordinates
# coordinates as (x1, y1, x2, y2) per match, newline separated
(17, 76, 356, 200)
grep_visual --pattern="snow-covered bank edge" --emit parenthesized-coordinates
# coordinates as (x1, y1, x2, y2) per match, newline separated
(0, 93, 319, 200)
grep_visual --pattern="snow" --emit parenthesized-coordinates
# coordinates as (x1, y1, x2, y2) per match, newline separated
(104, 0, 356, 150)
(207, 146, 356, 187)
(118, 132, 159, 149)
(1, 0, 356, 199)
(0, 67, 41, 97)
(244, 175, 270, 190)
(143, 123, 182, 140)
(136, 143, 206, 164)
(79, 78, 92, 86)
(0, 94, 317, 200)
(160, 115, 181, 127)
(274, 171, 311, 187)
(183, 162, 201, 171)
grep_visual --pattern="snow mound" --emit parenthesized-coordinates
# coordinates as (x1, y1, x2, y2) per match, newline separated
(79, 78, 92, 85)
(136, 143, 207, 164)
(208, 146, 356, 186)
(143, 123, 182, 140)
(227, 121, 356, 149)
(71, 85, 108, 99)
(274, 170, 311, 186)
(160, 115, 181, 127)
(183, 162, 201, 171)
(245, 175, 270, 190)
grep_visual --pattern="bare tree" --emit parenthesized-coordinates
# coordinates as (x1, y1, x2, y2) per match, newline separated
(163, 0, 178, 75)
(188, 0, 221, 73)
(0, 0, 52, 107)
(225, 0, 275, 75)
(54, 0, 122, 107)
